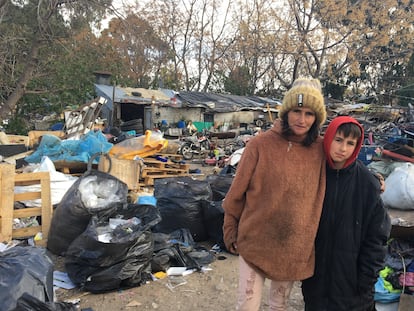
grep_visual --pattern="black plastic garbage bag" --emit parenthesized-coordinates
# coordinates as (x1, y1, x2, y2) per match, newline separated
(205, 174, 234, 201)
(153, 228, 195, 252)
(151, 228, 215, 272)
(153, 176, 212, 241)
(47, 170, 128, 256)
(203, 200, 225, 248)
(11, 293, 77, 311)
(0, 246, 54, 311)
(65, 203, 160, 293)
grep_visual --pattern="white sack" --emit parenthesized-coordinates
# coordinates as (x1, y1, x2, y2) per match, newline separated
(14, 156, 78, 207)
(381, 162, 414, 210)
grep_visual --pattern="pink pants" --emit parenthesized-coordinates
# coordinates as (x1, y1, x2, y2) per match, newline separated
(237, 256, 294, 311)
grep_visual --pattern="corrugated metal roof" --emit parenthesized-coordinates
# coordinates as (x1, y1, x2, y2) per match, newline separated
(95, 84, 281, 112)
(122, 87, 171, 101)
(176, 91, 281, 112)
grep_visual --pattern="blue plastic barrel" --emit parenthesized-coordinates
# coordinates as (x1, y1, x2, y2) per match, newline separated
(177, 120, 186, 128)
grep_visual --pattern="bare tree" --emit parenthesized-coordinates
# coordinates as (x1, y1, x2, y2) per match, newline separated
(141, 0, 237, 91)
(268, 0, 414, 94)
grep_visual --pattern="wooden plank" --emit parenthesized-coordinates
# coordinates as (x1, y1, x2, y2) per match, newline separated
(141, 167, 188, 178)
(12, 227, 40, 239)
(14, 171, 50, 183)
(14, 192, 42, 201)
(143, 158, 189, 169)
(14, 207, 42, 218)
(40, 173, 52, 239)
(6, 134, 29, 146)
(0, 164, 15, 242)
(4, 150, 33, 162)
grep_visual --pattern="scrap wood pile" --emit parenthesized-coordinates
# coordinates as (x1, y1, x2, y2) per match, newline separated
(105, 130, 191, 187)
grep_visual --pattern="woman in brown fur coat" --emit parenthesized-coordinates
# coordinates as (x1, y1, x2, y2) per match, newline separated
(223, 78, 327, 311)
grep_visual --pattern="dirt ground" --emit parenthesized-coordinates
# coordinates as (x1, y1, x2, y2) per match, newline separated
(54, 251, 305, 311)
(52, 159, 305, 311)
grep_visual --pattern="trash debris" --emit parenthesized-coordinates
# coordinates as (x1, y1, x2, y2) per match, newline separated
(53, 271, 77, 290)
(166, 276, 187, 292)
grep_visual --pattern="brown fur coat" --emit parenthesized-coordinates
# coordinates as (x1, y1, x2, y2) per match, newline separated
(223, 121, 326, 281)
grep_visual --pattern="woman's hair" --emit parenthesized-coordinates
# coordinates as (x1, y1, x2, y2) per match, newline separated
(280, 113, 320, 146)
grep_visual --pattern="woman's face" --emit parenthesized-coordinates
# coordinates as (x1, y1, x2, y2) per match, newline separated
(287, 107, 316, 138)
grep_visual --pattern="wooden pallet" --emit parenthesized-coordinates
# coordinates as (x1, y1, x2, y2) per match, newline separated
(0, 164, 52, 246)
(141, 167, 189, 178)
(139, 155, 190, 186)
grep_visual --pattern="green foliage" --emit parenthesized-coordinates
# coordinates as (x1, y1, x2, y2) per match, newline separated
(4, 116, 30, 135)
(0, 0, 114, 121)
(224, 66, 253, 96)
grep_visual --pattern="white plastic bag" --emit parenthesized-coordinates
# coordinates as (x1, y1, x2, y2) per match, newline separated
(381, 163, 414, 210)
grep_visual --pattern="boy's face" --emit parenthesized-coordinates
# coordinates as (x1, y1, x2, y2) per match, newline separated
(329, 131, 358, 169)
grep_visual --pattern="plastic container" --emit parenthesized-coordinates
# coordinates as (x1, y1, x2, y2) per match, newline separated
(137, 195, 157, 207)
(177, 120, 186, 128)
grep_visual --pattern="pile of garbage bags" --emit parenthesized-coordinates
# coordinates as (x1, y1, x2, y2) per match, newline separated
(2, 169, 231, 309)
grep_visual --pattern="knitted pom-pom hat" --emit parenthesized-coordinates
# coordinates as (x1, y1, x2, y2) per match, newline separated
(278, 78, 327, 127)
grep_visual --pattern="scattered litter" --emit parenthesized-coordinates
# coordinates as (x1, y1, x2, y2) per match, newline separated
(167, 267, 195, 276)
(126, 300, 142, 307)
(153, 271, 167, 279)
(65, 292, 90, 305)
(211, 243, 223, 253)
(166, 276, 187, 291)
(166, 267, 187, 276)
(13, 217, 39, 229)
(201, 266, 213, 273)
(53, 271, 77, 289)
(0, 241, 19, 252)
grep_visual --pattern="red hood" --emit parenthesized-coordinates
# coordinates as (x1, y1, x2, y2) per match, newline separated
(324, 116, 364, 169)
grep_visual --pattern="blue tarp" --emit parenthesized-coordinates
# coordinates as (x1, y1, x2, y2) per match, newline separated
(25, 131, 113, 164)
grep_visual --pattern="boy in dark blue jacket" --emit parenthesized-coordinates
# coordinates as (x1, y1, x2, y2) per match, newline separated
(302, 116, 391, 311)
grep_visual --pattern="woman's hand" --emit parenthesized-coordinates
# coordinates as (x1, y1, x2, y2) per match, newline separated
(375, 173, 385, 193)
(228, 242, 239, 255)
